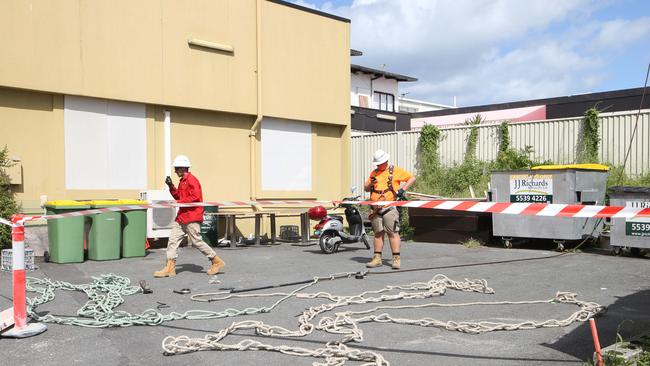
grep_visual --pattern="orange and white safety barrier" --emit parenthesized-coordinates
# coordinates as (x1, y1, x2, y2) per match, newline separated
(345, 200, 650, 219)
(0, 215, 46, 338)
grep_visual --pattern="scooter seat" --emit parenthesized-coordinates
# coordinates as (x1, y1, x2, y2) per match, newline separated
(330, 215, 344, 222)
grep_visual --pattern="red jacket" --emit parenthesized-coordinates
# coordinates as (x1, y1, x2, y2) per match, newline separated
(170, 172, 204, 224)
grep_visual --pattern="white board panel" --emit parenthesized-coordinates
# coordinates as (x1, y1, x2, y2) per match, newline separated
(64, 96, 109, 189)
(261, 118, 312, 191)
(106, 101, 147, 189)
(64, 95, 146, 190)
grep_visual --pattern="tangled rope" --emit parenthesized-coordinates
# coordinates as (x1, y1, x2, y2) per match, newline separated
(25, 273, 350, 327)
(24, 273, 606, 365)
(162, 274, 606, 365)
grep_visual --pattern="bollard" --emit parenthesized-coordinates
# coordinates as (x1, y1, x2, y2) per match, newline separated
(589, 318, 603, 366)
(0, 215, 47, 338)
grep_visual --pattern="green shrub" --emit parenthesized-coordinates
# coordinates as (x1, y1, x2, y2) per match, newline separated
(0, 146, 20, 250)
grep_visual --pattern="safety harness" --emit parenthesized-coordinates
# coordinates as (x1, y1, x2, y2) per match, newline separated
(370, 165, 396, 200)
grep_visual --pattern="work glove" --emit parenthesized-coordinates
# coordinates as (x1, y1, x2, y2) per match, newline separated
(396, 188, 407, 200)
(165, 176, 173, 187)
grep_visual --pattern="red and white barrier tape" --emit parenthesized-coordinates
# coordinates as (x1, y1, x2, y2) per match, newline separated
(0, 200, 335, 227)
(2, 199, 649, 228)
(344, 200, 650, 219)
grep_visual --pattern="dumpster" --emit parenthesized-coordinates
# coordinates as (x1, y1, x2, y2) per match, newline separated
(118, 199, 148, 258)
(490, 164, 609, 250)
(87, 200, 122, 261)
(608, 186, 650, 256)
(44, 200, 90, 263)
(201, 205, 219, 246)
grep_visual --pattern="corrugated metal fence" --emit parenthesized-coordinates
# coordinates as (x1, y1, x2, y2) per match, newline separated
(351, 110, 650, 190)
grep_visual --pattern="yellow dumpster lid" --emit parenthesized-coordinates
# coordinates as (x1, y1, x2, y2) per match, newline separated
(531, 163, 609, 171)
(44, 200, 91, 208)
(117, 199, 147, 205)
(89, 200, 123, 206)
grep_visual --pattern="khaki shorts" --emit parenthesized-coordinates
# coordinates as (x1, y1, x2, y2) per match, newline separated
(371, 206, 400, 234)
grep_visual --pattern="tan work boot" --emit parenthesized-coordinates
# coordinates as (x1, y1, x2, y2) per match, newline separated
(154, 259, 176, 278)
(366, 253, 382, 268)
(391, 255, 401, 270)
(207, 255, 225, 275)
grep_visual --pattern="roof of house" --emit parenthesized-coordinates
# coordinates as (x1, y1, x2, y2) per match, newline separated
(269, 0, 350, 23)
(351, 64, 418, 82)
(412, 87, 650, 118)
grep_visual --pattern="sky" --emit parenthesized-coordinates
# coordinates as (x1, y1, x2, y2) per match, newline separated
(294, 0, 650, 107)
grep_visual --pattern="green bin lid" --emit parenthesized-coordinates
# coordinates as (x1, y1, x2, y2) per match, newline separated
(44, 200, 91, 209)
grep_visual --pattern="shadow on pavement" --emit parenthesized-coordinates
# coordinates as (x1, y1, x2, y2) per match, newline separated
(544, 289, 650, 360)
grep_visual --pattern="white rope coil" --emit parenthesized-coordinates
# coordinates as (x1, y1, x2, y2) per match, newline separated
(162, 274, 605, 365)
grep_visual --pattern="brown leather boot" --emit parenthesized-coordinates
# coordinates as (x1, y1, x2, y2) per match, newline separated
(391, 255, 401, 270)
(154, 259, 176, 278)
(366, 253, 382, 268)
(207, 255, 225, 275)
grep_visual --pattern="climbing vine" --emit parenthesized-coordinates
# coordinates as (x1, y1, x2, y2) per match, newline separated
(577, 107, 600, 163)
(497, 121, 510, 152)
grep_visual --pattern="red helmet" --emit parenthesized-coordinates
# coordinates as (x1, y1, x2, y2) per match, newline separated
(308, 205, 327, 220)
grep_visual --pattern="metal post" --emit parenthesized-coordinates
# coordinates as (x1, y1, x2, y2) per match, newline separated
(1, 215, 46, 338)
(270, 213, 276, 244)
(254, 213, 261, 245)
(300, 213, 309, 244)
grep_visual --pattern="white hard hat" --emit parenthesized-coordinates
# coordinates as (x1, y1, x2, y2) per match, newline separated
(173, 155, 192, 168)
(372, 149, 390, 166)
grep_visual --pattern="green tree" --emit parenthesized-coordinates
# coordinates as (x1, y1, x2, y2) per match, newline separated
(0, 146, 20, 249)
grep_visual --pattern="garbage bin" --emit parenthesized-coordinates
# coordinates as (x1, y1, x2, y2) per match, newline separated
(608, 186, 650, 255)
(44, 200, 90, 263)
(201, 205, 219, 246)
(118, 199, 148, 258)
(490, 164, 609, 249)
(87, 200, 122, 261)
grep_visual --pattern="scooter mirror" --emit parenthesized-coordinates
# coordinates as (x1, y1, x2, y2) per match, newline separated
(351, 186, 357, 194)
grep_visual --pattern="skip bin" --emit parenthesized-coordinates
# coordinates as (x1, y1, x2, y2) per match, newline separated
(87, 200, 122, 261)
(608, 186, 650, 255)
(490, 164, 609, 249)
(44, 200, 90, 263)
(118, 199, 148, 258)
(201, 205, 219, 246)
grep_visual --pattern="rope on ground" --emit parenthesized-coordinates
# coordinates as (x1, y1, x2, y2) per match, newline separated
(161, 274, 606, 365)
(25, 273, 355, 328)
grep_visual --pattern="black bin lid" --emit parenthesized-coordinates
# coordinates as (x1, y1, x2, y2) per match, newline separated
(608, 185, 650, 194)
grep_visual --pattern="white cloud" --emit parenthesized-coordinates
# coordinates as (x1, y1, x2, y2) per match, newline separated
(295, 0, 649, 106)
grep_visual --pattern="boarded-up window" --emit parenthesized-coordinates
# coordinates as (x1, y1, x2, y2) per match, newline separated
(359, 95, 369, 108)
(261, 118, 312, 191)
(64, 95, 147, 189)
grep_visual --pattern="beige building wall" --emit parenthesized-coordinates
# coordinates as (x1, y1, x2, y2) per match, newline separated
(0, 1, 351, 236)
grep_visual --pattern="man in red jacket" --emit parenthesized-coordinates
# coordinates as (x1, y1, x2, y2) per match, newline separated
(154, 155, 225, 278)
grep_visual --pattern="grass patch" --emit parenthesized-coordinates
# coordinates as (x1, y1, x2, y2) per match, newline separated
(460, 237, 484, 249)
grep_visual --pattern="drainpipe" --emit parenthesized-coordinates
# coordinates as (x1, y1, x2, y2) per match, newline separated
(249, 0, 263, 200)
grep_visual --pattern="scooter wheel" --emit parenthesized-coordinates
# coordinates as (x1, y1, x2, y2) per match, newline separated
(319, 233, 337, 254)
(361, 234, 371, 249)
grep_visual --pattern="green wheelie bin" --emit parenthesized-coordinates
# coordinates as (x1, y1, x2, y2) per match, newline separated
(87, 200, 122, 261)
(118, 199, 147, 258)
(201, 205, 219, 246)
(44, 200, 91, 264)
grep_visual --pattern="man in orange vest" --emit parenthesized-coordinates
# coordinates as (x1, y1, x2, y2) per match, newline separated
(364, 149, 415, 269)
(154, 155, 226, 278)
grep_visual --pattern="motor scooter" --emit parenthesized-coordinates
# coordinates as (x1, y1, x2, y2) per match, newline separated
(310, 187, 371, 254)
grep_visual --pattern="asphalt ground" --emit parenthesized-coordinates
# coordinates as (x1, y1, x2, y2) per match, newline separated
(1, 239, 649, 365)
